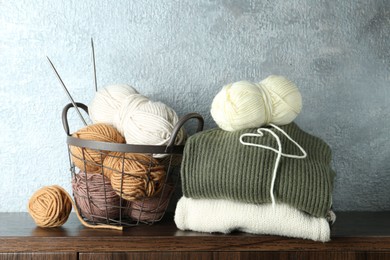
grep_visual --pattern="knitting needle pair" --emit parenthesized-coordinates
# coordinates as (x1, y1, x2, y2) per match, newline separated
(46, 38, 98, 126)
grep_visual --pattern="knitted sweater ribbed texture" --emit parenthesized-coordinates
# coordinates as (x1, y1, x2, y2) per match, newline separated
(175, 197, 331, 242)
(181, 122, 335, 217)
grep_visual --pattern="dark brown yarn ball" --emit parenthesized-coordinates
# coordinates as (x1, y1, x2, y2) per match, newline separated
(72, 171, 121, 222)
(128, 183, 174, 222)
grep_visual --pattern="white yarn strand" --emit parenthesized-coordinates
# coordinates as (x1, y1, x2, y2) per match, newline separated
(239, 124, 307, 207)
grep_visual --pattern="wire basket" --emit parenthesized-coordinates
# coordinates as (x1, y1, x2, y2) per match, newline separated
(62, 102, 204, 228)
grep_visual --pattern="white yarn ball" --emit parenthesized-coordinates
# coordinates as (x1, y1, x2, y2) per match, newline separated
(116, 94, 185, 151)
(210, 81, 270, 131)
(210, 76, 302, 131)
(88, 84, 138, 125)
(260, 75, 302, 126)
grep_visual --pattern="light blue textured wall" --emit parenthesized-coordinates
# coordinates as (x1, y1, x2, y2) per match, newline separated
(0, 0, 389, 212)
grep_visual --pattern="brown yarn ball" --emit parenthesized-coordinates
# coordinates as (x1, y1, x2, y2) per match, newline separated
(72, 172, 121, 222)
(70, 123, 125, 173)
(28, 185, 72, 228)
(128, 183, 174, 222)
(103, 152, 166, 201)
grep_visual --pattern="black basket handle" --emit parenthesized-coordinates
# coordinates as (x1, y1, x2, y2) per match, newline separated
(62, 102, 89, 136)
(164, 113, 204, 153)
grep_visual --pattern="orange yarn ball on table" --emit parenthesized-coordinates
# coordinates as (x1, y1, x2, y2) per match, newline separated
(70, 123, 125, 173)
(28, 185, 72, 228)
(103, 152, 166, 201)
(28, 185, 123, 231)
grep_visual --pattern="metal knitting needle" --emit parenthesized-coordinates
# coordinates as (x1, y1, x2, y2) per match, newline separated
(91, 38, 98, 92)
(46, 56, 88, 126)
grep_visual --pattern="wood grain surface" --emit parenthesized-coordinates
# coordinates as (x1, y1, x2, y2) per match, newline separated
(0, 212, 390, 254)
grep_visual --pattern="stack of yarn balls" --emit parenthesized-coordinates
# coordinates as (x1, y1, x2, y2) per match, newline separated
(210, 75, 302, 131)
(67, 84, 183, 223)
(28, 84, 185, 228)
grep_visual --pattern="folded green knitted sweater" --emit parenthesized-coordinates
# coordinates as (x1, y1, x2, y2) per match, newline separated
(181, 122, 335, 217)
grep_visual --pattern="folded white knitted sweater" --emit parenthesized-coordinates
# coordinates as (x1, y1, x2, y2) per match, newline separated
(175, 197, 331, 242)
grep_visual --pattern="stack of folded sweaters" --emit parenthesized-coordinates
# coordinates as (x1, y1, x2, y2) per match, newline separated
(174, 77, 336, 242)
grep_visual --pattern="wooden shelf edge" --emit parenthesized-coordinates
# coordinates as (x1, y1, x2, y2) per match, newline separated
(2, 212, 390, 253)
(1, 236, 390, 253)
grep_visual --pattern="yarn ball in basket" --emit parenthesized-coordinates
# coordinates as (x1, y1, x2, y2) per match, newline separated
(70, 123, 125, 173)
(28, 185, 72, 228)
(115, 94, 185, 151)
(128, 183, 174, 222)
(88, 84, 138, 126)
(210, 75, 302, 131)
(72, 171, 121, 222)
(103, 152, 166, 201)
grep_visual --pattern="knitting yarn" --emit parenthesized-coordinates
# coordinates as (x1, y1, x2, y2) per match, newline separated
(28, 185, 123, 230)
(72, 171, 121, 222)
(115, 94, 185, 151)
(28, 185, 72, 228)
(70, 123, 125, 173)
(260, 75, 302, 126)
(211, 81, 269, 131)
(103, 152, 166, 201)
(88, 84, 138, 125)
(88, 84, 185, 151)
(210, 75, 302, 131)
(128, 183, 173, 222)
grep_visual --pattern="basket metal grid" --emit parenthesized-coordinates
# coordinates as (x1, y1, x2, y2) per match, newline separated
(62, 102, 204, 228)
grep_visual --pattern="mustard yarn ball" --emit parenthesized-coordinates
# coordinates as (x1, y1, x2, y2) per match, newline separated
(28, 185, 72, 228)
(88, 84, 138, 126)
(103, 152, 166, 201)
(210, 75, 302, 131)
(70, 123, 125, 173)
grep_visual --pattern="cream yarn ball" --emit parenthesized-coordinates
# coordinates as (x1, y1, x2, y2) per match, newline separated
(260, 75, 302, 126)
(210, 81, 270, 131)
(116, 94, 185, 151)
(211, 75, 302, 131)
(89, 84, 138, 125)
(88, 84, 185, 152)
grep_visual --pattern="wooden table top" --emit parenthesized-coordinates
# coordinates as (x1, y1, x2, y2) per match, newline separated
(0, 212, 390, 252)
